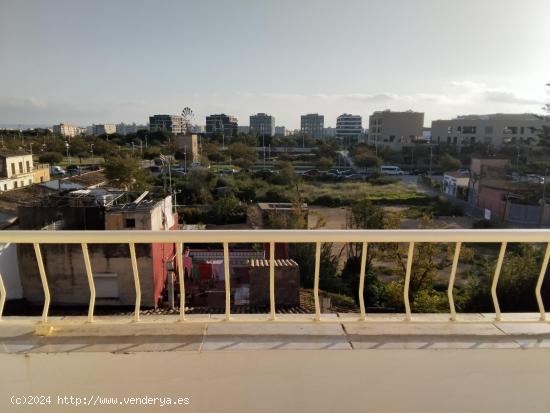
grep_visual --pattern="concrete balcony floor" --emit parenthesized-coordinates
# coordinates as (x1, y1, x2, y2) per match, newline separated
(2, 314, 550, 412)
(2, 313, 550, 353)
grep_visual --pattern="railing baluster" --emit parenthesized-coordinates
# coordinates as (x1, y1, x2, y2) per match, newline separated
(129, 242, 141, 322)
(448, 242, 462, 322)
(223, 242, 231, 320)
(176, 242, 186, 321)
(81, 243, 96, 322)
(358, 242, 368, 321)
(0, 269, 5, 321)
(314, 242, 321, 321)
(33, 243, 50, 324)
(403, 242, 415, 321)
(536, 242, 550, 321)
(269, 241, 276, 320)
(491, 242, 507, 321)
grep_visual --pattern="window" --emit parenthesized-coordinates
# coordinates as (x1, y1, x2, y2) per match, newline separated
(10, 163, 15, 175)
(40, 176, 44, 182)
(462, 126, 476, 134)
(447, 126, 453, 134)
(125, 218, 136, 228)
(14, 181, 18, 188)
(92, 273, 119, 298)
(503, 126, 518, 134)
(3, 184, 6, 191)
(26, 161, 30, 172)
(389, 135, 395, 142)
(28, 179, 32, 185)
(18, 162, 23, 174)
(484, 126, 493, 134)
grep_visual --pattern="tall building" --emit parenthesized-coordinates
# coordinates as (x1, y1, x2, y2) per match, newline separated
(323, 127, 336, 138)
(249, 113, 275, 137)
(336, 114, 362, 142)
(52, 123, 80, 138)
(175, 134, 200, 164)
(368, 110, 424, 150)
(149, 114, 185, 135)
(275, 126, 287, 136)
(205, 114, 238, 137)
(237, 126, 250, 134)
(431, 113, 548, 149)
(89, 124, 117, 136)
(300, 114, 324, 139)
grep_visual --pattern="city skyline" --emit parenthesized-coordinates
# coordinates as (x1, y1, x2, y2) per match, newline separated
(1, 0, 549, 128)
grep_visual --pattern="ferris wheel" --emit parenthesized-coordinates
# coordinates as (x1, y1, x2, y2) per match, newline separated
(181, 107, 194, 133)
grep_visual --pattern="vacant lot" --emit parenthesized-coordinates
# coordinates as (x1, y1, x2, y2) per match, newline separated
(300, 181, 426, 205)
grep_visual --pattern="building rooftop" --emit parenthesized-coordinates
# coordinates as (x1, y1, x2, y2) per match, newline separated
(0, 149, 30, 158)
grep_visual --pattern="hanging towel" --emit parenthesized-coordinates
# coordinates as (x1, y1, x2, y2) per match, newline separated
(209, 260, 225, 281)
(198, 262, 213, 280)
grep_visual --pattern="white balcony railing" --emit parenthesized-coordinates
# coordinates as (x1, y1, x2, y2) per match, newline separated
(0, 229, 549, 325)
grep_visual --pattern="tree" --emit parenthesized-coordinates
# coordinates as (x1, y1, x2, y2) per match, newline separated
(354, 152, 382, 168)
(104, 157, 151, 190)
(228, 142, 257, 168)
(38, 152, 63, 165)
(439, 153, 461, 172)
(316, 157, 334, 170)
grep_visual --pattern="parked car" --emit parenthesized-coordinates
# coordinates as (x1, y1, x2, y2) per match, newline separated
(219, 168, 238, 175)
(49, 165, 67, 176)
(66, 165, 81, 175)
(381, 165, 405, 176)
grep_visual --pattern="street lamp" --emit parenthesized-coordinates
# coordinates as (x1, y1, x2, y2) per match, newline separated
(65, 141, 70, 163)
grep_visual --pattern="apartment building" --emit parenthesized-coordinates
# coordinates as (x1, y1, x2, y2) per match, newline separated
(300, 114, 324, 139)
(205, 114, 238, 137)
(116, 123, 148, 135)
(88, 124, 117, 136)
(250, 113, 275, 137)
(368, 110, 425, 151)
(149, 114, 186, 135)
(0, 150, 36, 191)
(275, 126, 287, 136)
(336, 114, 362, 142)
(431, 113, 548, 149)
(52, 123, 80, 138)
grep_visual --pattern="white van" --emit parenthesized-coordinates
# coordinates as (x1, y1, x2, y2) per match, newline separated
(381, 165, 405, 176)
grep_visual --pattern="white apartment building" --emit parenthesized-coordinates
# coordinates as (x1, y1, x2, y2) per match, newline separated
(300, 114, 324, 139)
(431, 113, 548, 149)
(149, 115, 186, 135)
(88, 124, 117, 136)
(368, 110, 425, 151)
(336, 114, 362, 142)
(52, 123, 80, 138)
(0, 150, 35, 192)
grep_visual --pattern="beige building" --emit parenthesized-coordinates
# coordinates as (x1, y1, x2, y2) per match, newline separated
(431, 113, 548, 149)
(32, 164, 50, 184)
(89, 124, 117, 136)
(175, 134, 200, 163)
(368, 110, 424, 151)
(52, 123, 80, 138)
(0, 150, 36, 191)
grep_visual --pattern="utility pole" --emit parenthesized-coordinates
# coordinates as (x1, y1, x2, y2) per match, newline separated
(428, 144, 433, 177)
(540, 167, 548, 227)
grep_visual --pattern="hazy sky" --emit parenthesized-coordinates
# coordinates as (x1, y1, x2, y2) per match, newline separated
(1, 0, 549, 128)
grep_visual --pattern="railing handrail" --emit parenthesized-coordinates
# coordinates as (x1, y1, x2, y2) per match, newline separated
(1, 228, 549, 325)
(1, 229, 550, 244)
